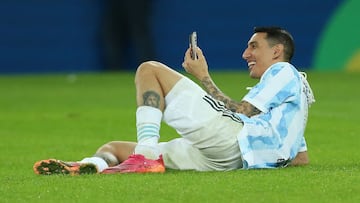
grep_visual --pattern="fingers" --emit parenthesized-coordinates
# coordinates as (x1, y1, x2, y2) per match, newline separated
(184, 46, 204, 60)
(195, 47, 204, 59)
(182, 46, 205, 70)
(181, 60, 187, 69)
(184, 48, 191, 61)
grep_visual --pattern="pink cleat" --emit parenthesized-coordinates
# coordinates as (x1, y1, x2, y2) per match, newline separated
(101, 154, 165, 174)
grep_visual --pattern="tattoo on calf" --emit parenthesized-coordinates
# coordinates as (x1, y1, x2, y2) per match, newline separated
(143, 91, 161, 108)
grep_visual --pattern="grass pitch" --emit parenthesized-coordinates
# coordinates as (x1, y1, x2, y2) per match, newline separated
(0, 71, 359, 202)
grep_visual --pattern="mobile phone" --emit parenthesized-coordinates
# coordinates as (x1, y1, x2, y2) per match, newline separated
(189, 31, 197, 60)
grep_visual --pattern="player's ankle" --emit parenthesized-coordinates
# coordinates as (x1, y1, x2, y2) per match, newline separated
(80, 157, 108, 172)
(134, 145, 161, 160)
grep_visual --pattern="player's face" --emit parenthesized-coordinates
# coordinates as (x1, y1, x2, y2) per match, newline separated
(242, 33, 276, 79)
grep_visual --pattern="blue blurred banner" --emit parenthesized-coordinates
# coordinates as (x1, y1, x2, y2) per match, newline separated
(0, 0, 343, 74)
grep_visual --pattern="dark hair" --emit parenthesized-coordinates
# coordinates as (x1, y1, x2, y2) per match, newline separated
(254, 26, 295, 62)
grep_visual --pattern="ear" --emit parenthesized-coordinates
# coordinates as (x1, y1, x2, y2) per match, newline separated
(272, 44, 284, 60)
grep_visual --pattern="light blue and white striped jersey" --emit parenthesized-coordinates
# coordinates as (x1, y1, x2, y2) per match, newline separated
(236, 62, 314, 169)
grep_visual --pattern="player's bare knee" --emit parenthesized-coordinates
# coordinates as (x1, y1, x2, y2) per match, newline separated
(136, 61, 158, 74)
(135, 61, 155, 84)
(136, 60, 164, 76)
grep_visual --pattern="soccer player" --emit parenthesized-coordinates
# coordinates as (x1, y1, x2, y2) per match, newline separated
(34, 26, 315, 175)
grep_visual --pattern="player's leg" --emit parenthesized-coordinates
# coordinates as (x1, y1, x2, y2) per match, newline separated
(33, 141, 136, 175)
(132, 61, 183, 160)
(34, 61, 185, 175)
(101, 61, 186, 174)
(93, 141, 137, 166)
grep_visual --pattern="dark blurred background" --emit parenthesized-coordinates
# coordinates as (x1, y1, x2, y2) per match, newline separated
(1, 0, 358, 74)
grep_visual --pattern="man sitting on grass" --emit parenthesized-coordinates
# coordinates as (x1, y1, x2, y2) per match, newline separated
(34, 26, 315, 175)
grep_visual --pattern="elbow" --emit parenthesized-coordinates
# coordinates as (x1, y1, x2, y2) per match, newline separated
(290, 151, 309, 166)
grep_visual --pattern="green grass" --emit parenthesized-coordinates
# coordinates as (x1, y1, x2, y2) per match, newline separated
(0, 71, 359, 202)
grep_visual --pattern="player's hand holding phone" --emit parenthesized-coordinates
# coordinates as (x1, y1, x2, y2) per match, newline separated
(183, 32, 210, 81)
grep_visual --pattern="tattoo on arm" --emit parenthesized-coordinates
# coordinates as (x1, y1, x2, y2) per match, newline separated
(201, 76, 261, 117)
(143, 91, 161, 108)
(238, 100, 262, 117)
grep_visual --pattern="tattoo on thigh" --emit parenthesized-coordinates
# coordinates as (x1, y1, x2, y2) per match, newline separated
(143, 91, 160, 108)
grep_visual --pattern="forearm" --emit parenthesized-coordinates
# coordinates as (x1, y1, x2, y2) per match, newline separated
(201, 76, 237, 110)
(200, 76, 261, 117)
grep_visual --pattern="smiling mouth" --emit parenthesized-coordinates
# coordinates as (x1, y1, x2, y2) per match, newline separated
(248, 61, 256, 69)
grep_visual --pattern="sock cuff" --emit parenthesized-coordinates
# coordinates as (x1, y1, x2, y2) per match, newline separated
(80, 157, 109, 172)
(136, 106, 162, 125)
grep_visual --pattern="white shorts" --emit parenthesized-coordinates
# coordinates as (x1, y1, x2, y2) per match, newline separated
(158, 77, 243, 171)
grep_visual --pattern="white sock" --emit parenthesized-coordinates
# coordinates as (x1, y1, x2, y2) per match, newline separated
(80, 157, 109, 172)
(134, 106, 162, 160)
